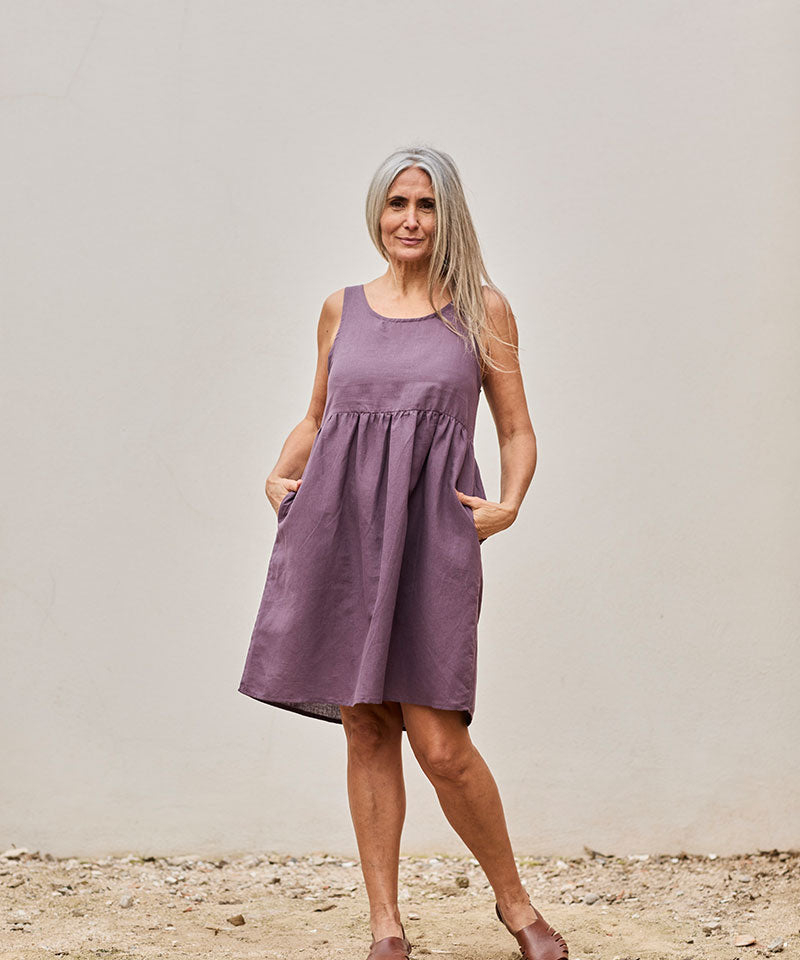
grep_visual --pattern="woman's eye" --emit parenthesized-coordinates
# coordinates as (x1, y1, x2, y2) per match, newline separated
(388, 199, 434, 211)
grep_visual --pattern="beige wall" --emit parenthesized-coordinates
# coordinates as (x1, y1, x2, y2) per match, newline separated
(1, 0, 798, 858)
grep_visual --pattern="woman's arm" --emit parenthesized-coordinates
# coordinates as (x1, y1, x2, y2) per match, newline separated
(264, 288, 345, 513)
(471, 286, 537, 537)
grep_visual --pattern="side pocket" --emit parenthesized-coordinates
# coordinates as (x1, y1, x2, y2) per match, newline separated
(453, 486, 481, 545)
(277, 489, 297, 522)
(462, 502, 483, 544)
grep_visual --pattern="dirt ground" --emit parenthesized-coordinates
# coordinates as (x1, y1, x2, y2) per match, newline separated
(1, 845, 798, 960)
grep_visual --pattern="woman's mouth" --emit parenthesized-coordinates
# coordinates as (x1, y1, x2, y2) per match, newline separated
(399, 237, 423, 245)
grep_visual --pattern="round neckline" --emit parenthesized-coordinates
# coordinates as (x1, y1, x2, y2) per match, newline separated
(360, 284, 453, 321)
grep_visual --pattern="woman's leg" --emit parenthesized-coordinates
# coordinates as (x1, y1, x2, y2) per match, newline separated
(401, 702, 538, 934)
(340, 701, 407, 942)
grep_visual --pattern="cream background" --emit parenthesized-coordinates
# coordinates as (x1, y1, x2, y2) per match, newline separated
(1, 0, 798, 857)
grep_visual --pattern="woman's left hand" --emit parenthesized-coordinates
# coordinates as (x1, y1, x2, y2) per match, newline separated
(455, 490, 518, 541)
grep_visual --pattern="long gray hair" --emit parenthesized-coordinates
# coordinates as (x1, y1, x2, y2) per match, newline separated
(365, 144, 518, 375)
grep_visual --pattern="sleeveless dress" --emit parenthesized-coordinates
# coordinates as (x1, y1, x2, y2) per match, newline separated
(238, 283, 487, 730)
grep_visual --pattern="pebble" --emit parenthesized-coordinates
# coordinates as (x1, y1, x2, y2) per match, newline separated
(437, 883, 463, 897)
(767, 940, 785, 952)
(583, 893, 600, 904)
(1, 848, 30, 860)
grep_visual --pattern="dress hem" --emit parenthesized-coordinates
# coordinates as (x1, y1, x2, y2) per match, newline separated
(237, 684, 473, 731)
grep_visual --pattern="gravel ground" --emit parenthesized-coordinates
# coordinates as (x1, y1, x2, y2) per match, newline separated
(1, 845, 798, 960)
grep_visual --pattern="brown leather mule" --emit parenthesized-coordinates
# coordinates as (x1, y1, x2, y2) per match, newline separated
(366, 921, 413, 960)
(495, 898, 569, 960)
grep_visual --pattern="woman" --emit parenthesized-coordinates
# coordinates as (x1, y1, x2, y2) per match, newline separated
(238, 145, 568, 960)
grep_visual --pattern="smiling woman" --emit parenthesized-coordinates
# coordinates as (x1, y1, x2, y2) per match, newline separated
(238, 145, 551, 960)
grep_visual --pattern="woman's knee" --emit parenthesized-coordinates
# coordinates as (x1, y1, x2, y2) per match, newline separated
(415, 740, 474, 782)
(340, 701, 403, 753)
(403, 706, 474, 781)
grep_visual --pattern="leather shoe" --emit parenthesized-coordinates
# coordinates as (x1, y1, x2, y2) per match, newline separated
(366, 921, 412, 959)
(495, 898, 568, 960)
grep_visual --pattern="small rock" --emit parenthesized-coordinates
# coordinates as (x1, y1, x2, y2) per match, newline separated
(119, 895, 134, 908)
(1, 848, 30, 860)
(455, 875, 469, 888)
(438, 883, 463, 897)
(702, 922, 721, 934)
(767, 940, 785, 952)
(734, 936, 756, 947)
(583, 893, 600, 905)
(227, 914, 245, 926)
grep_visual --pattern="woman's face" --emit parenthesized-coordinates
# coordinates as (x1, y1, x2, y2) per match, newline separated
(379, 166, 436, 263)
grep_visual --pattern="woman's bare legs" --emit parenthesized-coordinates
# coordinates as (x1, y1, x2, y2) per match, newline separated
(401, 702, 538, 935)
(340, 701, 407, 942)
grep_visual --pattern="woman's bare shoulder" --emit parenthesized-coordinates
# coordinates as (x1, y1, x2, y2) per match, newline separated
(480, 283, 509, 311)
(317, 287, 346, 346)
(320, 286, 347, 317)
(481, 284, 516, 328)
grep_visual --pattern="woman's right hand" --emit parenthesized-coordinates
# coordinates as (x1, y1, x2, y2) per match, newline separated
(266, 475, 303, 515)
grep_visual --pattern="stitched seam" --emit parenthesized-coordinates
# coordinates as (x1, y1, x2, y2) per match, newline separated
(325, 407, 471, 435)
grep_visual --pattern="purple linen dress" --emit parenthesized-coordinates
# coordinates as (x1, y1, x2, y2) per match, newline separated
(238, 283, 487, 730)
